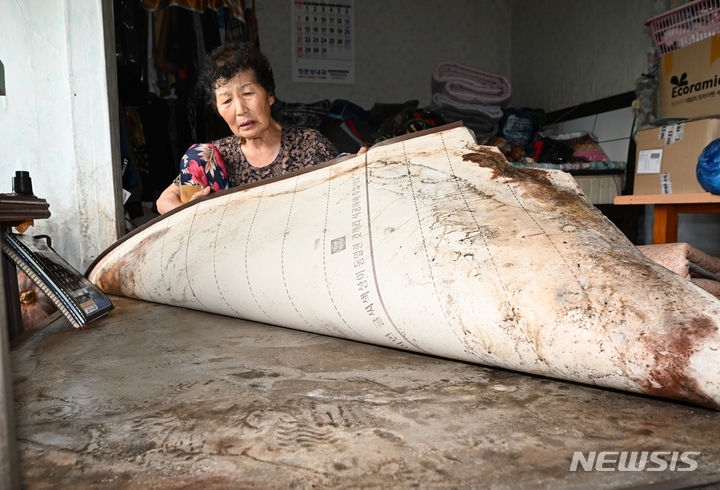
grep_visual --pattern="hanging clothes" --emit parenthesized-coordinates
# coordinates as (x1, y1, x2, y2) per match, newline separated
(141, 0, 245, 23)
(116, 0, 259, 203)
(244, 0, 259, 47)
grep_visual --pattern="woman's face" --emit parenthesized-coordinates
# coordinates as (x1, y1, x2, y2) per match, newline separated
(214, 70, 275, 140)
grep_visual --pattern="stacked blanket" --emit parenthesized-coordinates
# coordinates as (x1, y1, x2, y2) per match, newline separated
(638, 242, 720, 297)
(431, 93, 504, 120)
(430, 61, 510, 143)
(432, 61, 511, 105)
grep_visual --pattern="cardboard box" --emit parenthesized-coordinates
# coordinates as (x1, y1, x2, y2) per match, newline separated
(658, 34, 720, 119)
(633, 118, 720, 195)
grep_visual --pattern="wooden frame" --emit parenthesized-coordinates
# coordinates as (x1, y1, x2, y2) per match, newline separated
(614, 193, 720, 243)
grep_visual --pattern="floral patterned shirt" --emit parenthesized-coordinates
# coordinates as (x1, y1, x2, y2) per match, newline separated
(174, 126, 338, 188)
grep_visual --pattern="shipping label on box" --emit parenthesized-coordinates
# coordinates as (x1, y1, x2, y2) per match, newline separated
(658, 34, 720, 119)
(633, 118, 720, 195)
(637, 148, 663, 174)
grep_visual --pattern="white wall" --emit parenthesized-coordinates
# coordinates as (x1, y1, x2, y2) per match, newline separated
(256, 0, 511, 108)
(0, 0, 122, 272)
(510, 0, 659, 111)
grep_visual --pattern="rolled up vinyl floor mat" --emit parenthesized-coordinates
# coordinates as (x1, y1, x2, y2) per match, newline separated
(87, 124, 720, 409)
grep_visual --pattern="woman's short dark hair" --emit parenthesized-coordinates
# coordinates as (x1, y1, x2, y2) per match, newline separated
(200, 41, 276, 107)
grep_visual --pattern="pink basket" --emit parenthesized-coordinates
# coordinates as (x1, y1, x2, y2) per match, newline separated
(646, 0, 720, 55)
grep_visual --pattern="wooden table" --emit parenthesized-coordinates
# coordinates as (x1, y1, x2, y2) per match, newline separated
(614, 193, 720, 244)
(0, 193, 50, 490)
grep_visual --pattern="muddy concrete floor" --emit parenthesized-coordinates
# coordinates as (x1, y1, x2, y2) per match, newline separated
(10, 296, 720, 489)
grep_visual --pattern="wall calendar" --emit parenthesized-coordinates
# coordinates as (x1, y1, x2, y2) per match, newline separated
(291, 0, 354, 84)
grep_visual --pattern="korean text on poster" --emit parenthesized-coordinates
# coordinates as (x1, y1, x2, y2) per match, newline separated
(291, 0, 354, 84)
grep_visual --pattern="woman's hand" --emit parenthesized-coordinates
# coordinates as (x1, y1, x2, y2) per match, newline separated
(156, 184, 211, 214)
(357, 146, 368, 155)
(157, 184, 181, 214)
(180, 185, 210, 204)
(188, 186, 211, 201)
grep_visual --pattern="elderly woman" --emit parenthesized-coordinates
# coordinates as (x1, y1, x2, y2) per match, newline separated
(157, 42, 344, 214)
